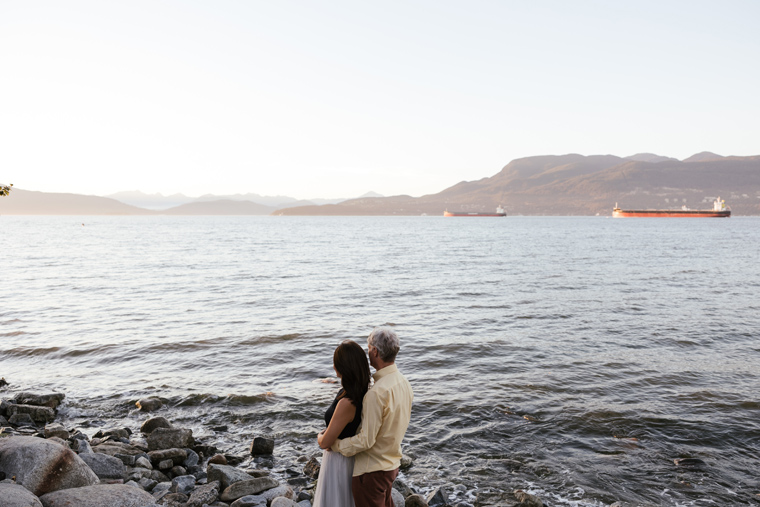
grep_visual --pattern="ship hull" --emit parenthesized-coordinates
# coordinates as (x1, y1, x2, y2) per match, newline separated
(444, 211, 506, 217)
(612, 209, 731, 218)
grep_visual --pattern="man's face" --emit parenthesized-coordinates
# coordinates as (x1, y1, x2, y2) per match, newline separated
(367, 343, 378, 370)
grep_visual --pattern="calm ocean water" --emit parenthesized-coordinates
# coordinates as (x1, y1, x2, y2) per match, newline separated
(1, 215, 759, 505)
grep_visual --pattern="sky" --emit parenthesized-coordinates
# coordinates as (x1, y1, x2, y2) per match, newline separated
(1, 0, 758, 200)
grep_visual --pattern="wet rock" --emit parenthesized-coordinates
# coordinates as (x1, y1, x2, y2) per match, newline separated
(0, 377, 7, 388)
(208, 463, 259, 490)
(136, 397, 163, 412)
(208, 453, 228, 465)
(271, 498, 298, 507)
(400, 454, 414, 470)
(426, 486, 448, 507)
(44, 423, 69, 440)
(129, 435, 149, 451)
(0, 436, 99, 496)
(303, 456, 320, 479)
(149, 448, 188, 465)
(0, 415, 9, 426)
(0, 482, 44, 507)
(249, 436, 275, 456)
(7, 404, 55, 423)
(184, 448, 200, 467)
(394, 478, 414, 497)
(79, 452, 127, 480)
(13, 392, 65, 410)
(673, 458, 706, 468)
(514, 489, 543, 506)
(297, 491, 312, 502)
(226, 454, 247, 466)
(186, 480, 221, 507)
(141, 416, 173, 435)
(148, 428, 194, 451)
(9, 413, 36, 426)
(391, 487, 404, 507)
(38, 483, 156, 507)
(170, 474, 196, 494)
(220, 476, 280, 502)
(405, 494, 428, 507)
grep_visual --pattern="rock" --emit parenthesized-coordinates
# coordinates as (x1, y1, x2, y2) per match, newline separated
(127, 467, 153, 481)
(230, 495, 267, 507)
(139, 477, 159, 491)
(91, 441, 144, 457)
(38, 483, 155, 507)
(13, 393, 65, 410)
(9, 413, 36, 426)
(149, 448, 188, 464)
(405, 494, 428, 507)
(148, 428, 194, 451)
(208, 453, 228, 465)
(302, 456, 320, 479)
(151, 470, 171, 482)
(0, 415, 9, 426)
(296, 501, 311, 507)
(136, 397, 163, 412)
(426, 486, 448, 507)
(158, 492, 188, 506)
(129, 435, 149, 451)
(158, 459, 174, 470)
(186, 480, 221, 507)
(79, 452, 127, 480)
(220, 477, 281, 502)
(394, 478, 414, 497)
(170, 474, 196, 494)
(115, 453, 137, 466)
(514, 489, 543, 506)
(136, 456, 153, 469)
(44, 423, 70, 440)
(0, 436, 99, 496)
(171, 465, 187, 477)
(391, 487, 405, 507)
(400, 454, 414, 470)
(271, 498, 298, 507)
(184, 448, 200, 468)
(0, 482, 44, 507)
(71, 438, 93, 454)
(141, 416, 173, 435)
(249, 437, 275, 456)
(245, 469, 270, 478)
(208, 463, 259, 490)
(6, 404, 55, 423)
(673, 458, 706, 467)
(259, 485, 294, 503)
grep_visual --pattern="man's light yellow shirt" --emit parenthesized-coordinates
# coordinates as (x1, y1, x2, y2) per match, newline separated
(332, 363, 413, 476)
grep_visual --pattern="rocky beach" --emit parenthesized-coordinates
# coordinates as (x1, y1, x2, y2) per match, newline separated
(0, 382, 548, 507)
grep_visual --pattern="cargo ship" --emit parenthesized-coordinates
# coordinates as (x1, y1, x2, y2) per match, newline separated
(444, 205, 506, 217)
(613, 198, 730, 218)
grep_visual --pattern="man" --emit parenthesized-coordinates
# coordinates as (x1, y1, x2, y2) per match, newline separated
(331, 327, 413, 507)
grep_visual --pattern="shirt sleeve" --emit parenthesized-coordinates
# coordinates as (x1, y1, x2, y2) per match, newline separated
(331, 389, 382, 457)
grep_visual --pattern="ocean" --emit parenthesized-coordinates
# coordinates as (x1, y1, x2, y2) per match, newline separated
(1, 215, 759, 505)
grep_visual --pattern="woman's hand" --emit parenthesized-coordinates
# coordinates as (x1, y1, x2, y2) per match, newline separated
(317, 430, 326, 448)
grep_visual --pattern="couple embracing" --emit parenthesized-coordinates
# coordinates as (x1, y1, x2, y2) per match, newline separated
(314, 327, 413, 507)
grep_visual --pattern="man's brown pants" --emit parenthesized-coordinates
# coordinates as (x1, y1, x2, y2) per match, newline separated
(351, 468, 399, 507)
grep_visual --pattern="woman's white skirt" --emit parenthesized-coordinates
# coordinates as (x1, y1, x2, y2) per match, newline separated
(312, 449, 355, 507)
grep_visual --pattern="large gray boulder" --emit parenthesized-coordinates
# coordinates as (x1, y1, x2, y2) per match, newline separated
(6, 404, 55, 423)
(0, 436, 99, 496)
(147, 428, 193, 451)
(207, 463, 258, 490)
(79, 452, 127, 480)
(0, 482, 44, 507)
(38, 483, 157, 507)
(391, 487, 405, 507)
(219, 477, 280, 502)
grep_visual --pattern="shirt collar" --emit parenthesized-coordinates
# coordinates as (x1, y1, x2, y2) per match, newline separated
(373, 363, 398, 381)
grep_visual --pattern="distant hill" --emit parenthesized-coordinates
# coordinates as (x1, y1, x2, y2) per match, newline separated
(105, 190, 194, 210)
(276, 152, 760, 216)
(161, 200, 276, 215)
(0, 189, 153, 215)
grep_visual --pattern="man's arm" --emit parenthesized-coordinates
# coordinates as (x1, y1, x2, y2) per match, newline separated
(331, 389, 382, 457)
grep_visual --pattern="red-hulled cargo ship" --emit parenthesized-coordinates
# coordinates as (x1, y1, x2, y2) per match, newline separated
(613, 198, 730, 218)
(444, 205, 506, 217)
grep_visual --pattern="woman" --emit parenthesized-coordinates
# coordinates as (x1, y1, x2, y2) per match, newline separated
(313, 340, 371, 507)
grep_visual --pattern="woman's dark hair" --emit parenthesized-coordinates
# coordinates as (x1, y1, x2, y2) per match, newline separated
(333, 340, 371, 406)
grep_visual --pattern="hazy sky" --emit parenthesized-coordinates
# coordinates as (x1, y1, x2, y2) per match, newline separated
(2, 1, 758, 199)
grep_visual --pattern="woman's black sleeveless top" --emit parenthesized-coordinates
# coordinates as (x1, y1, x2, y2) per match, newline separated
(325, 388, 362, 439)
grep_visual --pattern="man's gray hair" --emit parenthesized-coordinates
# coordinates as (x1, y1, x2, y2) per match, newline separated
(368, 327, 400, 362)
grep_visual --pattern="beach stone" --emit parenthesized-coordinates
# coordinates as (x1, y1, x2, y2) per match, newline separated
(136, 397, 163, 412)
(249, 437, 275, 456)
(139, 477, 159, 491)
(157, 492, 188, 506)
(405, 494, 428, 507)
(392, 487, 405, 507)
(92, 440, 144, 457)
(7, 404, 55, 423)
(208, 463, 258, 490)
(185, 480, 221, 507)
(394, 478, 414, 497)
(151, 470, 171, 482)
(400, 454, 414, 470)
(426, 486, 448, 507)
(136, 456, 153, 469)
(40, 484, 154, 507)
(79, 451, 127, 480)
(258, 485, 294, 503)
(184, 448, 200, 467)
(296, 501, 311, 507)
(514, 489, 543, 506)
(46, 437, 69, 448)
(71, 438, 93, 454)
(208, 453, 227, 465)
(158, 459, 174, 470)
(0, 436, 99, 496)
(127, 467, 153, 481)
(230, 495, 267, 507)
(115, 453, 138, 466)
(149, 448, 188, 464)
(141, 416, 173, 435)
(13, 393, 65, 410)
(303, 456, 320, 479)
(170, 474, 196, 494)
(148, 428, 193, 451)
(129, 435, 149, 451)
(0, 482, 44, 507)
(171, 465, 187, 476)
(44, 423, 69, 440)
(9, 413, 36, 426)
(271, 498, 298, 507)
(0, 415, 9, 426)
(220, 476, 280, 501)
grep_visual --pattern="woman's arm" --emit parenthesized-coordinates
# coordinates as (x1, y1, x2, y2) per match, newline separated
(317, 398, 356, 449)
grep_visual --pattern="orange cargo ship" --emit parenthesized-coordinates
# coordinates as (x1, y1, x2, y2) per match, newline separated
(444, 205, 506, 217)
(613, 198, 730, 218)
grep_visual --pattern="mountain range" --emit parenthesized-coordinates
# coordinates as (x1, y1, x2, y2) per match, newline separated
(2, 152, 759, 215)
